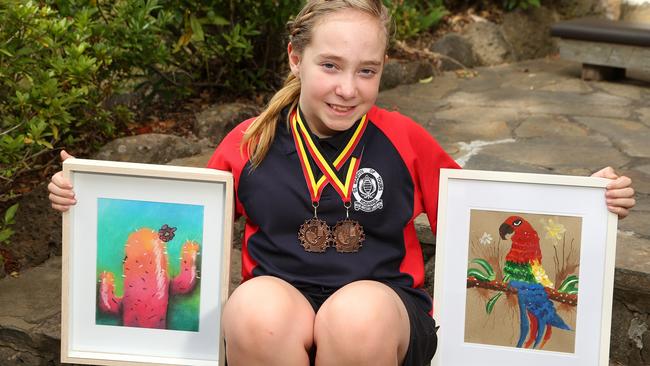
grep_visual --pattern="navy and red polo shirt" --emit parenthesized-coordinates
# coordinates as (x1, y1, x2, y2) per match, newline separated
(207, 105, 460, 313)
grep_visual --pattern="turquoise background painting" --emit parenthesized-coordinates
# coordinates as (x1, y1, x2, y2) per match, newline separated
(96, 198, 204, 331)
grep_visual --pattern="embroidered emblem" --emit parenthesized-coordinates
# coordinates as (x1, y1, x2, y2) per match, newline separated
(352, 168, 384, 212)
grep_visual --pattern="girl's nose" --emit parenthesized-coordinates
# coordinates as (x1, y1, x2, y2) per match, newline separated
(335, 75, 356, 99)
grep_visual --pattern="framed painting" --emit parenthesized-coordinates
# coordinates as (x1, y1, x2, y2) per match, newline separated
(432, 169, 618, 366)
(61, 158, 234, 366)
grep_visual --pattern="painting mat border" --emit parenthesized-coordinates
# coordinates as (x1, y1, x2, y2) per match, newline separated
(61, 159, 234, 366)
(432, 169, 617, 366)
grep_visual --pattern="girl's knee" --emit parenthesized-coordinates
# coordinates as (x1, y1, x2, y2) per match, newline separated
(314, 281, 409, 353)
(223, 276, 315, 348)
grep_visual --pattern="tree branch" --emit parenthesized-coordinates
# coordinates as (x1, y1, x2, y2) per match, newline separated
(467, 277, 577, 306)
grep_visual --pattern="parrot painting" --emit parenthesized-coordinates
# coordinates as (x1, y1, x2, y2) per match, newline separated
(499, 215, 571, 349)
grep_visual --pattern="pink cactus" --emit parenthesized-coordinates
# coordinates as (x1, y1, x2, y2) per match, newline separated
(98, 227, 200, 329)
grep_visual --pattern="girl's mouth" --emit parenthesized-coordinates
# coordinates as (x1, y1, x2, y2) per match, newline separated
(327, 103, 355, 114)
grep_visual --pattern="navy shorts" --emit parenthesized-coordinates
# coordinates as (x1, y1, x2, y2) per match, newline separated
(297, 283, 438, 366)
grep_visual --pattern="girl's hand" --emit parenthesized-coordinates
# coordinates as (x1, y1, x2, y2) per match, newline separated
(591, 166, 635, 219)
(48, 150, 76, 212)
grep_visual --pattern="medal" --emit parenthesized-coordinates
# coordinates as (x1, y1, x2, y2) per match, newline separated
(290, 107, 367, 253)
(298, 203, 331, 252)
(333, 202, 365, 252)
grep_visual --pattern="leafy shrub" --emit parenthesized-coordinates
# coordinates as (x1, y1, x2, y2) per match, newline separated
(502, 0, 541, 11)
(0, 0, 298, 193)
(385, 0, 448, 40)
(0, 204, 18, 245)
(0, 1, 119, 186)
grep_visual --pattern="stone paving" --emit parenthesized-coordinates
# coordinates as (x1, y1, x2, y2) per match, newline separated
(376, 58, 650, 365)
(0, 58, 648, 365)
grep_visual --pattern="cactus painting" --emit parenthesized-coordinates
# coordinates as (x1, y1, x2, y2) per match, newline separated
(96, 198, 204, 332)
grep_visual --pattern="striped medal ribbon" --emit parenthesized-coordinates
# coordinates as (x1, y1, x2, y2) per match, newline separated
(290, 107, 367, 253)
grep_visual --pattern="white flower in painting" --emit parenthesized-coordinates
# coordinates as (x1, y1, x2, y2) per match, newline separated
(479, 232, 493, 246)
(543, 218, 566, 245)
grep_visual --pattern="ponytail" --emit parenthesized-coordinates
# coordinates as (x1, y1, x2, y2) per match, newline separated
(241, 73, 300, 167)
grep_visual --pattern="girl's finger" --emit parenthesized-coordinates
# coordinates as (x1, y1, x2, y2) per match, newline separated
(51, 171, 73, 190)
(606, 175, 632, 190)
(47, 181, 75, 199)
(592, 166, 618, 179)
(49, 192, 76, 206)
(606, 186, 635, 199)
(61, 150, 74, 161)
(51, 203, 71, 213)
(606, 197, 636, 209)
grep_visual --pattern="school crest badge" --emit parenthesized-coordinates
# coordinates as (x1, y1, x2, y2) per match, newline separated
(352, 168, 384, 212)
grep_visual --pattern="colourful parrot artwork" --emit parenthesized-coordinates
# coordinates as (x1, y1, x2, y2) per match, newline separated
(499, 215, 571, 349)
(464, 210, 581, 353)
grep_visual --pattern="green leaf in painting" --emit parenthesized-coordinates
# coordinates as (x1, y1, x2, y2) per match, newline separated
(468, 268, 491, 282)
(470, 258, 495, 280)
(486, 291, 503, 314)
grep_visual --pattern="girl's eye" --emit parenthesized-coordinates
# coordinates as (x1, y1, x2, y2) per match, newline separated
(360, 69, 377, 77)
(321, 63, 337, 70)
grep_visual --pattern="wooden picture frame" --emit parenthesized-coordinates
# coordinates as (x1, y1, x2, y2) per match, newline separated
(61, 159, 234, 366)
(433, 169, 618, 366)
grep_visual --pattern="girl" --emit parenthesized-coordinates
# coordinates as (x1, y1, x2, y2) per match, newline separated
(48, 1, 635, 365)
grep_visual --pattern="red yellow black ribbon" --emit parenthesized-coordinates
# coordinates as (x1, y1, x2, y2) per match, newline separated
(290, 107, 367, 203)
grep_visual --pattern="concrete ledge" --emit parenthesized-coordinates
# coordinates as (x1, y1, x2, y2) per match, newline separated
(557, 38, 650, 74)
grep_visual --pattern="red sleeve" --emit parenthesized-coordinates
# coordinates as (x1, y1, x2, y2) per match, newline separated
(367, 106, 460, 233)
(206, 118, 255, 219)
(411, 122, 460, 235)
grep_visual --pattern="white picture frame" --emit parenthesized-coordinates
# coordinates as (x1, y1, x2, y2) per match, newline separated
(61, 158, 234, 366)
(433, 169, 618, 366)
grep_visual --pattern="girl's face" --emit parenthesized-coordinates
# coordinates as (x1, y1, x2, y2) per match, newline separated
(288, 9, 386, 137)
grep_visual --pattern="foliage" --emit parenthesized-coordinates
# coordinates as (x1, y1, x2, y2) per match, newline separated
(385, 0, 448, 40)
(0, 204, 19, 245)
(443, 0, 542, 12)
(0, 1, 119, 189)
(0, 0, 299, 193)
(502, 0, 541, 11)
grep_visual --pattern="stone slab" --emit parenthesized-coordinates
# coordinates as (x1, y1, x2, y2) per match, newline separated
(575, 117, 650, 158)
(624, 167, 650, 195)
(425, 120, 512, 145)
(594, 80, 644, 101)
(0, 257, 61, 364)
(444, 90, 632, 119)
(167, 149, 215, 168)
(616, 232, 650, 275)
(475, 137, 630, 172)
(514, 115, 591, 138)
(432, 106, 520, 125)
(619, 210, 650, 239)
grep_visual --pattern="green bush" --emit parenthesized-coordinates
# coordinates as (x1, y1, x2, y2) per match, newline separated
(385, 0, 448, 40)
(502, 0, 541, 11)
(0, 0, 299, 193)
(0, 204, 18, 246)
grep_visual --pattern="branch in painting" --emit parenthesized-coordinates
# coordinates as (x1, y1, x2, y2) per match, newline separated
(466, 276, 577, 306)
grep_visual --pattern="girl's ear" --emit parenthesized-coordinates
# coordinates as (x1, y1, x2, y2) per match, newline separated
(288, 42, 301, 77)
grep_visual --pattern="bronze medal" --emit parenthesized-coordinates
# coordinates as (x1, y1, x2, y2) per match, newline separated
(333, 218, 365, 253)
(298, 218, 331, 253)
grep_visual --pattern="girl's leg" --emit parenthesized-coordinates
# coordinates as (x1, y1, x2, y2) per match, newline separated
(313, 280, 410, 366)
(222, 275, 316, 366)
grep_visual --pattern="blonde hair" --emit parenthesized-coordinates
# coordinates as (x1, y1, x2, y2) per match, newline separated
(241, 0, 392, 167)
